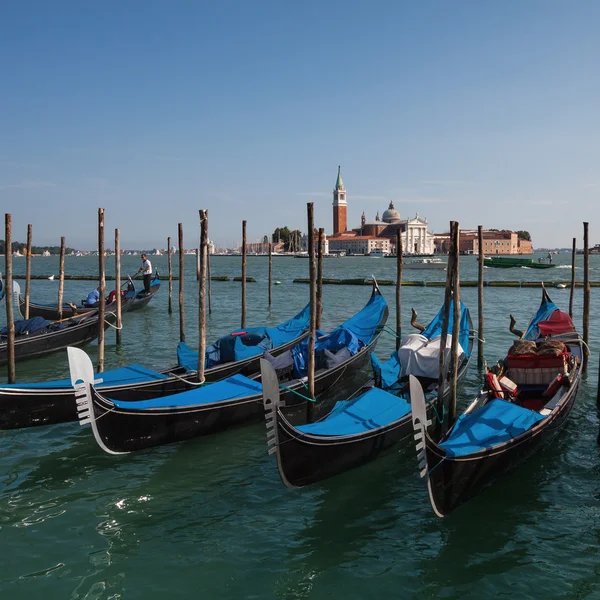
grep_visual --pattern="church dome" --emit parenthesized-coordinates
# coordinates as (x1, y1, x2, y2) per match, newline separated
(382, 201, 400, 223)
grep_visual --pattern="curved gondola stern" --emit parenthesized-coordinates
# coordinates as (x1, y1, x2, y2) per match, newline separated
(260, 358, 298, 489)
(409, 375, 445, 518)
(67, 346, 128, 456)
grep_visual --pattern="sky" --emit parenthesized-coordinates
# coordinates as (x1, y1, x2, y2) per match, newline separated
(1, 0, 599, 250)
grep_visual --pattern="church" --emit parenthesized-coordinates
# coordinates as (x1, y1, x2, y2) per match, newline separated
(327, 167, 435, 255)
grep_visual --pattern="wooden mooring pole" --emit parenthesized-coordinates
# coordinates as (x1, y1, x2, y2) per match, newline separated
(306, 203, 316, 424)
(583, 222, 590, 374)
(5, 214, 16, 383)
(569, 237, 576, 318)
(449, 221, 461, 426)
(198, 210, 208, 382)
(24, 224, 32, 319)
(178, 223, 185, 342)
(477, 225, 485, 369)
(97, 209, 105, 373)
(57, 236, 66, 320)
(167, 236, 173, 315)
(115, 228, 122, 345)
(396, 228, 403, 350)
(196, 247, 200, 282)
(207, 248, 212, 316)
(316, 228, 324, 330)
(268, 240, 272, 309)
(437, 221, 457, 437)
(241, 220, 247, 328)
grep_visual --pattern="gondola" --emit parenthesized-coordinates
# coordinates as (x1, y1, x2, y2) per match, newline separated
(411, 287, 583, 517)
(128, 271, 161, 311)
(18, 279, 136, 320)
(0, 303, 311, 429)
(261, 300, 473, 488)
(67, 283, 388, 453)
(0, 294, 133, 368)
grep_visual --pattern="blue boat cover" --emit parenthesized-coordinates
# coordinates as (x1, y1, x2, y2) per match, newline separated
(523, 298, 558, 340)
(0, 316, 52, 337)
(177, 304, 311, 371)
(109, 373, 263, 410)
(421, 300, 472, 357)
(440, 399, 545, 457)
(292, 292, 388, 378)
(2, 364, 169, 390)
(371, 351, 402, 391)
(296, 387, 411, 436)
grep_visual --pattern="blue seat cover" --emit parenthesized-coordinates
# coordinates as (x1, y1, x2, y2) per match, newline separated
(296, 387, 411, 436)
(2, 364, 169, 390)
(109, 374, 263, 410)
(440, 399, 545, 458)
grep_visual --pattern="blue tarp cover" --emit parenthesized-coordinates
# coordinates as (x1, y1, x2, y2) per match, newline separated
(177, 304, 311, 371)
(440, 399, 545, 457)
(421, 300, 472, 357)
(0, 316, 51, 337)
(292, 292, 388, 377)
(296, 387, 411, 436)
(109, 373, 263, 410)
(523, 298, 558, 340)
(371, 351, 402, 390)
(2, 364, 169, 389)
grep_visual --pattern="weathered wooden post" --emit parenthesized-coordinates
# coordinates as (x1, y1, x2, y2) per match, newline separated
(178, 223, 185, 342)
(57, 236, 66, 320)
(437, 221, 457, 437)
(198, 210, 208, 382)
(306, 203, 317, 423)
(268, 240, 272, 309)
(97, 208, 106, 373)
(5, 214, 16, 383)
(115, 228, 122, 345)
(569, 237, 576, 318)
(396, 227, 403, 350)
(196, 247, 200, 282)
(583, 222, 590, 373)
(207, 248, 212, 316)
(448, 222, 461, 426)
(316, 228, 324, 330)
(241, 220, 247, 328)
(24, 223, 32, 319)
(477, 225, 485, 369)
(167, 236, 173, 315)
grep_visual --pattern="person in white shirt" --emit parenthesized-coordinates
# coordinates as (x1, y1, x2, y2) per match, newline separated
(136, 254, 153, 294)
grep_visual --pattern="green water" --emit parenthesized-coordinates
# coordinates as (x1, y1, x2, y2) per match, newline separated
(1, 253, 600, 599)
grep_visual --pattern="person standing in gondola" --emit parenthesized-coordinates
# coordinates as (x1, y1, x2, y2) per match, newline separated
(136, 253, 153, 294)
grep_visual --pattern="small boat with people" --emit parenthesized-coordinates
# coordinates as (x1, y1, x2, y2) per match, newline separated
(411, 286, 582, 517)
(18, 279, 136, 320)
(260, 299, 472, 488)
(67, 283, 388, 453)
(128, 271, 161, 311)
(403, 257, 447, 270)
(0, 304, 311, 429)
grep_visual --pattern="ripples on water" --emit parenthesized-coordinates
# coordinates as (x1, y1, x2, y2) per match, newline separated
(1, 254, 600, 599)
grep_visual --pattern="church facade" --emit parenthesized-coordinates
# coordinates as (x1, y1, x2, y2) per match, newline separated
(328, 166, 435, 255)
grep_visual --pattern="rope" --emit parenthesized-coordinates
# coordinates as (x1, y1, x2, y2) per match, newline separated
(278, 383, 316, 403)
(103, 320, 122, 330)
(167, 370, 206, 386)
(426, 455, 446, 476)
(381, 325, 403, 339)
(425, 396, 445, 424)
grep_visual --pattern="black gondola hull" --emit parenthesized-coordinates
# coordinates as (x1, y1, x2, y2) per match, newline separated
(128, 282, 161, 311)
(88, 336, 381, 453)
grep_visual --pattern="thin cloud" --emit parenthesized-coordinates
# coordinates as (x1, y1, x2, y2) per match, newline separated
(296, 192, 330, 198)
(0, 181, 56, 190)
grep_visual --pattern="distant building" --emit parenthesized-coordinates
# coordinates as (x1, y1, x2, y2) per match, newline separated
(328, 167, 435, 255)
(434, 230, 533, 255)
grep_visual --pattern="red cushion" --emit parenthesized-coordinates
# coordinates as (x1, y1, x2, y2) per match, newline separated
(538, 310, 575, 336)
(506, 352, 568, 370)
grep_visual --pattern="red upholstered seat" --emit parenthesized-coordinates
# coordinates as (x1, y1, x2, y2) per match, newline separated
(538, 310, 575, 336)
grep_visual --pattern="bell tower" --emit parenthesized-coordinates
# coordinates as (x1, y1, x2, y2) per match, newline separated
(333, 166, 347, 235)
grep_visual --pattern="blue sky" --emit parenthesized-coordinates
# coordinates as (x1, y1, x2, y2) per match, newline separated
(1, 0, 599, 249)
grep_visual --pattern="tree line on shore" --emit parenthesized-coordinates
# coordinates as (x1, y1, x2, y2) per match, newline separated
(0, 240, 77, 255)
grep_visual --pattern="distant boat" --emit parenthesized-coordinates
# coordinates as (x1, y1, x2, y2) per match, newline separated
(403, 257, 447, 270)
(48, 275, 55, 281)
(483, 256, 556, 269)
(368, 248, 385, 258)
